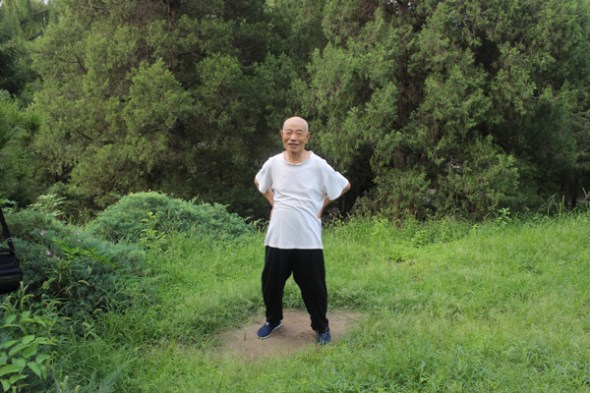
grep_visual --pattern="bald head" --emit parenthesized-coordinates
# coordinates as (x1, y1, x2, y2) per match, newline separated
(282, 116, 309, 133)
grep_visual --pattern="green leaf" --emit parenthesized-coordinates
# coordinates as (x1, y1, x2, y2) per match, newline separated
(19, 318, 39, 324)
(3, 314, 16, 325)
(21, 335, 35, 345)
(22, 343, 38, 359)
(0, 364, 22, 377)
(8, 342, 28, 357)
(8, 374, 27, 384)
(27, 362, 42, 378)
(33, 338, 53, 346)
(0, 340, 18, 351)
(35, 354, 51, 364)
(1, 379, 10, 392)
(11, 358, 26, 369)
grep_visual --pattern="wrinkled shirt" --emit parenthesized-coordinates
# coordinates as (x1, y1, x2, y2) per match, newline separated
(255, 152, 349, 249)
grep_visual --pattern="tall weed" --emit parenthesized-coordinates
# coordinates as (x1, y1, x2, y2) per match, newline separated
(0, 290, 57, 392)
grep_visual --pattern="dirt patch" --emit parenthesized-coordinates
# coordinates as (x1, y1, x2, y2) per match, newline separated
(218, 309, 364, 360)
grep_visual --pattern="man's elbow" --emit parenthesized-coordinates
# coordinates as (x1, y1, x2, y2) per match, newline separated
(343, 182, 351, 194)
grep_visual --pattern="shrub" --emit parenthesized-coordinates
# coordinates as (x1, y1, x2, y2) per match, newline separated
(435, 137, 519, 220)
(86, 191, 253, 243)
(0, 290, 56, 393)
(4, 208, 69, 244)
(3, 208, 150, 336)
(353, 168, 431, 219)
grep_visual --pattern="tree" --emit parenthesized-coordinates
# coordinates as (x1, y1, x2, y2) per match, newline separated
(303, 0, 590, 219)
(28, 0, 299, 215)
(0, 91, 41, 204)
(1, 0, 49, 39)
(0, 0, 50, 101)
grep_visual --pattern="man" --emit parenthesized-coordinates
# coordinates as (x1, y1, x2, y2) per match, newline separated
(254, 116, 350, 345)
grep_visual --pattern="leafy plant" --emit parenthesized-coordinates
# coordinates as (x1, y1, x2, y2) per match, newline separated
(4, 207, 150, 336)
(495, 207, 512, 227)
(138, 211, 167, 250)
(0, 291, 56, 393)
(0, 334, 53, 392)
(0, 94, 40, 206)
(28, 193, 66, 220)
(86, 191, 253, 243)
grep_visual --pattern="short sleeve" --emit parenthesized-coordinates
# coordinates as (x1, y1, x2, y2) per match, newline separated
(320, 160, 349, 201)
(255, 158, 273, 193)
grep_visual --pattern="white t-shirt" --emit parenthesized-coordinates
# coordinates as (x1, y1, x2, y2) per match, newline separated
(255, 152, 349, 249)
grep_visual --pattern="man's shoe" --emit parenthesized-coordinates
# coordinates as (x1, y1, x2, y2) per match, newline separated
(316, 330, 331, 345)
(257, 321, 282, 339)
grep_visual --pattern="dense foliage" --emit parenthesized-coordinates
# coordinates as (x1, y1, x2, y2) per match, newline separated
(1, 0, 590, 219)
(1, 2, 589, 390)
(1, 192, 253, 391)
(26, 0, 293, 214)
(0, 0, 590, 392)
(3, 210, 587, 391)
(0, 206, 150, 391)
(5, 207, 148, 329)
(86, 191, 253, 243)
(0, 93, 41, 205)
(306, 0, 590, 218)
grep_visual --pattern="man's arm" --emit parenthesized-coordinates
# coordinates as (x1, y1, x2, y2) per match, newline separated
(319, 182, 351, 218)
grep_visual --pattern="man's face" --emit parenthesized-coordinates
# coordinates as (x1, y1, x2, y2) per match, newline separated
(281, 118, 310, 153)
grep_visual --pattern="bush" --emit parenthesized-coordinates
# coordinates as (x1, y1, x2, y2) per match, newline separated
(353, 168, 431, 219)
(4, 207, 69, 244)
(86, 191, 253, 243)
(435, 137, 519, 220)
(3, 208, 150, 336)
(0, 291, 56, 392)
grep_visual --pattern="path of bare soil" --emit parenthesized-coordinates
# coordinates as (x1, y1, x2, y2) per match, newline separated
(218, 309, 365, 360)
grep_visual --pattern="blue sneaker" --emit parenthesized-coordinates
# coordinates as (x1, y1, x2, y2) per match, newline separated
(316, 330, 331, 345)
(257, 321, 282, 339)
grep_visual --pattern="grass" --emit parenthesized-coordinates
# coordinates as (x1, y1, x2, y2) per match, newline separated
(66, 213, 590, 392)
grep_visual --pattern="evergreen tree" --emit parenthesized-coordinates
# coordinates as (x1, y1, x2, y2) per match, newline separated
(23, 0, 590, 219)
(28, 0, 295, 214)
(0, 0, 50, 100)
(304, 0, 590, 219)
(0, 91, 41, 204)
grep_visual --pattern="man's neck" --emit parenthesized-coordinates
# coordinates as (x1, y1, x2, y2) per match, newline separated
(284, 150, 309, 164)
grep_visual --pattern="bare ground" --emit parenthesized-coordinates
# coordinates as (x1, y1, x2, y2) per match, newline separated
(218, 309, 364, 360)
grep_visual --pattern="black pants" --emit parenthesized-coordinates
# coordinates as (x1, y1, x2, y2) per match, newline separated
(262, 246, 329, 333)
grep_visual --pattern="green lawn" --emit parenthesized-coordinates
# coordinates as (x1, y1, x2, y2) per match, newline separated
(90, 214, 590, 392)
